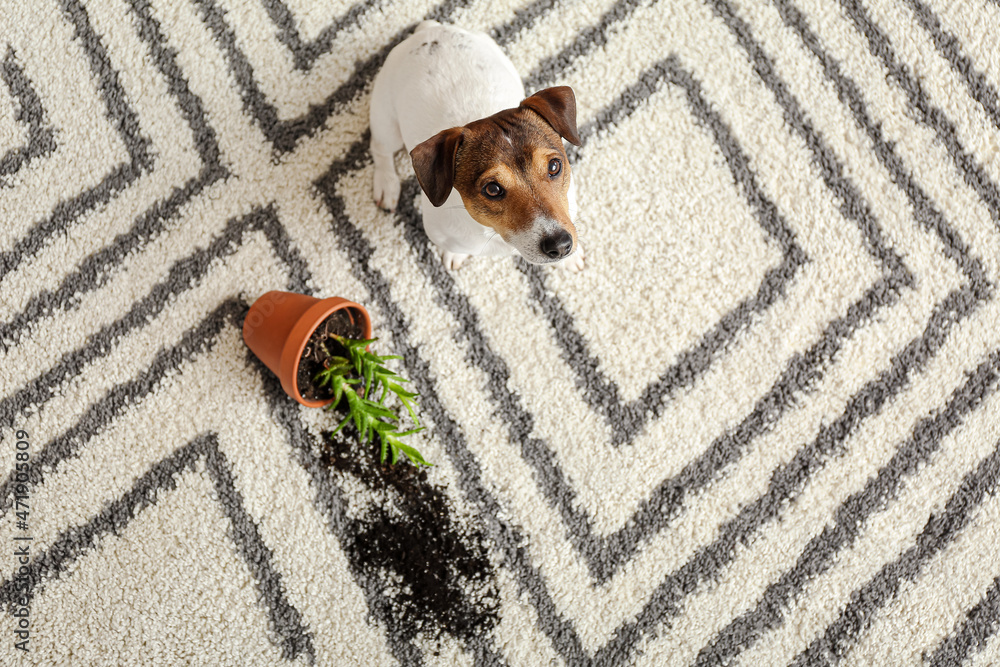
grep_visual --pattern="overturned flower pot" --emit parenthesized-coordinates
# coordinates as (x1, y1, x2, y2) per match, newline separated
(243, 291, 372, 408)
(243, 290, 429, 466)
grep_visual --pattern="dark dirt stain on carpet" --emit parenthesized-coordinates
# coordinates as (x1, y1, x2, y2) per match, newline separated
(321, 430, 500, 645)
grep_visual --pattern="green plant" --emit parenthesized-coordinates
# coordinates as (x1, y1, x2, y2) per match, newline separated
(314, 335, 430, 467)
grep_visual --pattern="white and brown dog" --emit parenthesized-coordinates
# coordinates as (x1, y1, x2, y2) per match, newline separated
(369, 20, 585, 271)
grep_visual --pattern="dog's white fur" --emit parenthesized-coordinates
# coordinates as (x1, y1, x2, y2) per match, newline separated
(370, 21, 584, 270)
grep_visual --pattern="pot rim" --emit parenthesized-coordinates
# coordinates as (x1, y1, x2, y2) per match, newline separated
(278, 297, 371, 408)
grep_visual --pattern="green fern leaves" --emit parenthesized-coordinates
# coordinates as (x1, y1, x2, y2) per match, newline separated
(313, 335, 430, 467)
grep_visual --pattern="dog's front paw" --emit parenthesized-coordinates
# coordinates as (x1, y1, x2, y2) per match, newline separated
(442, 250, 470, 270)
(558, 246, 586, 272)
(373, 167, 401, 212)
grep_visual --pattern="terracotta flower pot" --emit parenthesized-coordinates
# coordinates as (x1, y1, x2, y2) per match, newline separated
(243, 291, 372, 408)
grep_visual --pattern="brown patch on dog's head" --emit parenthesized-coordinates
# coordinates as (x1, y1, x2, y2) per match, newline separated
(409, 87, 582, 264)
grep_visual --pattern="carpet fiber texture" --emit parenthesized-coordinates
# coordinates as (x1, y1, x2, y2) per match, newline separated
(2, 0, 1000, 665)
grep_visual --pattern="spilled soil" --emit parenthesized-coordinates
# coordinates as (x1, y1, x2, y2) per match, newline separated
(320, 430, 500, 645)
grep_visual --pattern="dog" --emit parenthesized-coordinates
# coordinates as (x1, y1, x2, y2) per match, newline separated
(369, 20, 585, 271)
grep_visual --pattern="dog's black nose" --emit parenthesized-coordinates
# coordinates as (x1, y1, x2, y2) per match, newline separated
(541, 230, 573, 259)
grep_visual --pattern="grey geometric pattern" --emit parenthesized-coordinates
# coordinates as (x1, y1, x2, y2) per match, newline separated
(1, 48, 57, 188)
(2, 0, 999, 665)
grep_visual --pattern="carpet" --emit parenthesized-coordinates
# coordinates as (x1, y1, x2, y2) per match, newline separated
(2, 0, 999, 665)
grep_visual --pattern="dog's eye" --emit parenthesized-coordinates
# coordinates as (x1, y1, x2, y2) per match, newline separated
(548, 159, 562, 177)
(482, 182, 505, 199)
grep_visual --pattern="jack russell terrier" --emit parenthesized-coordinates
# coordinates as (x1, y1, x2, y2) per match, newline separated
(369, 20, 585, 271)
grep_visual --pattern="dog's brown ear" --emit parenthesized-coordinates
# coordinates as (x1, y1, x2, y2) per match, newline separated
(520, 86, 581, 146)
(409, 127, 464, 207)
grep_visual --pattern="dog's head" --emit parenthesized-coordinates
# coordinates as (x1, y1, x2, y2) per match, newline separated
(410, 86, 582, 264)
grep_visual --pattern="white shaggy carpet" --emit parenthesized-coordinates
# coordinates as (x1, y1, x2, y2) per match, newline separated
(2, 0, 1000, 665)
